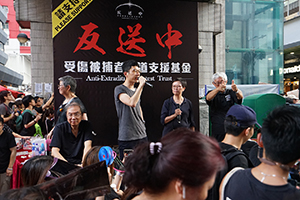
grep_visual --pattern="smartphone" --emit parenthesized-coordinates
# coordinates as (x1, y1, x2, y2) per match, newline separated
(113, 155, 125, 172)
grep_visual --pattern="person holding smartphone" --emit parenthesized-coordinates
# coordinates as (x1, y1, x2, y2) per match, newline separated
(0, 90, 18, 132)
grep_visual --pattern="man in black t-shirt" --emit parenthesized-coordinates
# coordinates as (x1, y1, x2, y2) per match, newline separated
(50, 102, 94, 165)
(0, 117, 16, 194)
(0, 90, 18, 132)
(207, 104, 256, 200)
(206, 72, 243, 142)
(220, 104, 257, 169)
(20, 95, 42, 136)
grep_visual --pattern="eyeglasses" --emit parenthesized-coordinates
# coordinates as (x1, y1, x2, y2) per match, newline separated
(213, 80, 224, 85)
(67, 112, 82, 118)
(130, 68, 141, 74)
(58, 84, 65, 88)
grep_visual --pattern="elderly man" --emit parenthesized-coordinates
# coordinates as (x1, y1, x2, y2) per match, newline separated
(50, 102, 94, 165)
(206, 72, 243, 142)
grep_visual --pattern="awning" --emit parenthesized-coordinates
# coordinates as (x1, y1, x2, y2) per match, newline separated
(0, 64, 23, 87)
(0, 85, 24, 98)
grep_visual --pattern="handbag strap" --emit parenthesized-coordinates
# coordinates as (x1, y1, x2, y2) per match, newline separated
(220, 167, 244, 200)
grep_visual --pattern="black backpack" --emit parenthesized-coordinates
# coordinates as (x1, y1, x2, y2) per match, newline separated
(206, 147, 253, 200)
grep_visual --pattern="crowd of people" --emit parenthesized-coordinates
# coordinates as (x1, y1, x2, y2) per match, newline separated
(0, 60, 300, 200)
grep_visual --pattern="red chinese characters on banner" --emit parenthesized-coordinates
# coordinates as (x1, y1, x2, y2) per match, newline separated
(116, 23, 146, 57)
(73, 22, 183, 59)
(73, 22, 106, 54)
(156, 23, 183, 59)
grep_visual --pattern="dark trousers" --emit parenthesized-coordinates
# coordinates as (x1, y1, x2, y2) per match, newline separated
(212, 123, 225, 142)
(118, 137, 148, 160)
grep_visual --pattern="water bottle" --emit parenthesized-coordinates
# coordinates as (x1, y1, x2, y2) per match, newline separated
(35, 143, 39, 156)
(32, 142, 36, 156)
(40, 143, 45, 155)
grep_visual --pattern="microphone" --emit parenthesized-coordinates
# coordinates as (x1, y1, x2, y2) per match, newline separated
(176, 104, 181, 124)
(138, 76, 153, 87)
(145, 82, 153, 87)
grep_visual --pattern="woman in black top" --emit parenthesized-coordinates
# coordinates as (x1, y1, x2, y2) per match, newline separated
(56, 75, 87, 124)
(160, 78, 195, 136)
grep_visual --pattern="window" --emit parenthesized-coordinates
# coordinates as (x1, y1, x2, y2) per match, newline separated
(1, 6, 8, 15)
(0, 42, 4, 52)
(3, 22, 8, 30)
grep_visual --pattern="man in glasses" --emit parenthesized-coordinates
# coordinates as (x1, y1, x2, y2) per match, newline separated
(114, 60, 148, 160)
(50, 102, 94, 166)
(206, 72, 243, 142)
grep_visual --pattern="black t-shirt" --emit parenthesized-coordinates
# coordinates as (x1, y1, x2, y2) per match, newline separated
(241, 140, 261, 167)
(219, 142, 251, 170)
(160, 97, 196, 136)
(50, 120, 94, 164)
(206, 89, 242, 136)
(34, 106, 43, 114)
(20, 110, 36, 136)
(0, 130, 16, 173)
(223, 168, 297, 200)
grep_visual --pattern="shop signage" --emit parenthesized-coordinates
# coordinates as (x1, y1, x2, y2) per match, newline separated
(284, 65, 300, 74)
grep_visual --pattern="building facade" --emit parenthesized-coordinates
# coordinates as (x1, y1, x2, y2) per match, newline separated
(225, 0, 284, 92)
(283, 0, 300, 94)
(0, 2, 24, 88)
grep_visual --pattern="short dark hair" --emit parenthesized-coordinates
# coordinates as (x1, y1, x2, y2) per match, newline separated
(8, 102, 15, 109)
(34, 96, 43, 103)
(174, 78, 187, 88)
(262, 105, 300, 164)
(44, 108, 54, 117)
(65, 102, 84, 114)
(0, 90, 9, 103)
(123, 128, 224, 194)
(15, 99, 23, 108)
(21, 155, 54, 186)
(122, 60, 139, 73)
(224, 115, 252, 136)
(22, 95, 34, 108)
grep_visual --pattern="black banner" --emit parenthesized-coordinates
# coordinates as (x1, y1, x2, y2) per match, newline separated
(52, 0, 199, 145)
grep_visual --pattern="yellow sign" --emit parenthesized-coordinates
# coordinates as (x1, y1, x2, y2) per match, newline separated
(52, 0, 93, 38)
